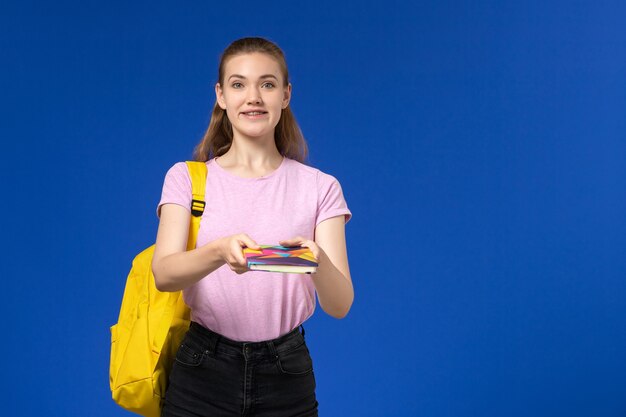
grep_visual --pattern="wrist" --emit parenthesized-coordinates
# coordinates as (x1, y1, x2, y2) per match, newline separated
(212, 237, 226, 262)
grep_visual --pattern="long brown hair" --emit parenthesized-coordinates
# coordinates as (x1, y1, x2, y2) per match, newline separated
(192, 37, 309, 163)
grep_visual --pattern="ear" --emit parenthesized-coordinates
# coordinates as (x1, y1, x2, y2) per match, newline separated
(215, 82, 226, 110)
(282, 83, 292, 109)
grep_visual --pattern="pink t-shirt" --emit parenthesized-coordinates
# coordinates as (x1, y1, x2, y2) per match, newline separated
(157, 156, 352, 342)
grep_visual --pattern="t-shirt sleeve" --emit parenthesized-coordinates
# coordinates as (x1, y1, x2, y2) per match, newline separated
(316, 171, 352, 227)
(156, 162, 192, 218)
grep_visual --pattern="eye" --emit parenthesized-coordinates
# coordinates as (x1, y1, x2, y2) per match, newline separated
(231, 82, 243, 89)
(262, 82, 275, 89)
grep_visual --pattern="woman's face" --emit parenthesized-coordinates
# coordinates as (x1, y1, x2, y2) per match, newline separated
(216, 52, 291, 141)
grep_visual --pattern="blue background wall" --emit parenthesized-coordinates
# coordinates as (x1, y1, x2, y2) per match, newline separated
(2, 1, 625, 416)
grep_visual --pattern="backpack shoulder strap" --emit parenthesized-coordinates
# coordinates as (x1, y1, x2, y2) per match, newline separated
(184, 161, 208, 250)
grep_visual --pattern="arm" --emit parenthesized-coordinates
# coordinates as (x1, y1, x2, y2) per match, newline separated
(280, 215, 353, 319)
(151, 203, 260, 292)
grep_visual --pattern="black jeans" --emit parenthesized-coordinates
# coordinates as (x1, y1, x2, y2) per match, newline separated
(162, 321, 318, 417)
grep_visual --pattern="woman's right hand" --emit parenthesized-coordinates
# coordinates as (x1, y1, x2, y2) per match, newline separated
(218, 234, 261, 274)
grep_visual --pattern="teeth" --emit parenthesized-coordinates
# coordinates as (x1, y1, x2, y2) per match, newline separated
(245, 112, 264, 116)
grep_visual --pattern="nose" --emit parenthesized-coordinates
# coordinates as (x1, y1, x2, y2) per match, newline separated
(247, 87, 262, 104)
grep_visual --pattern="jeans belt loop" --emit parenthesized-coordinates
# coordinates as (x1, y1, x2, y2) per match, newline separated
(266, 340, 278, 359)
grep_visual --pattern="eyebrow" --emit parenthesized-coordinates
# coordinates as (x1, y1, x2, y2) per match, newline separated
(227, 74, 279, 81)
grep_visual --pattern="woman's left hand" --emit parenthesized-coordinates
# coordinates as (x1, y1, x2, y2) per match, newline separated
(278, 237, 322, 262)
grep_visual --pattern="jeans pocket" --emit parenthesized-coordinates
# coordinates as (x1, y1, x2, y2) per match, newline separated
(276, 342, 314, 375)
(174, 342, 205, 367)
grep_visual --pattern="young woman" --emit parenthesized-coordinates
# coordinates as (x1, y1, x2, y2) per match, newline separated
(152, 37, 353, 417)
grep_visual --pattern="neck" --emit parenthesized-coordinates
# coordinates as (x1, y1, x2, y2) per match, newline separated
(219, 136, 283, 169)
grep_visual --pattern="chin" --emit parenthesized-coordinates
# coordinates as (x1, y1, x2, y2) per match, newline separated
(235, 127, 274, 139)
(243, 129, 266, 137)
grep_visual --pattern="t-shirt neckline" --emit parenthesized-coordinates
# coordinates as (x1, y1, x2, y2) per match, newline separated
(212, 155, 287, 182)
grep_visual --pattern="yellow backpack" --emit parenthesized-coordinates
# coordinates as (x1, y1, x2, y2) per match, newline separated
(109, 161, 207, 417)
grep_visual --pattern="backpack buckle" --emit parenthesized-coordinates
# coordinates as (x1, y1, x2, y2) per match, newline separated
(191, 199, 205, 217)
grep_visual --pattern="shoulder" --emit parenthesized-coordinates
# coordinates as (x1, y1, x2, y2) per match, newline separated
(285, 157, 342, 187)
(163, 160, 211, 184)
(160, 161, 193, 193)
(165, 161, 191, 176)
(285, 157, 319, 177)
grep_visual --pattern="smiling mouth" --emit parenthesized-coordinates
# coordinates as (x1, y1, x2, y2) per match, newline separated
(242, 111, 267, 116)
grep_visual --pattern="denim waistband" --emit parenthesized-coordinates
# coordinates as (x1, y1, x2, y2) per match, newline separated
(187, 321, 306, 360)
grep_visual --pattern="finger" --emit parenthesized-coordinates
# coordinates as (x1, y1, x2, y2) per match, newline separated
(229, 261, 245, 272)
(240, 235, 261, 250)
(296, 239, 311, 248)
(294, 240, 317, 256)
(279, 237, 303, 247)
(229, 242, 249, 265)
